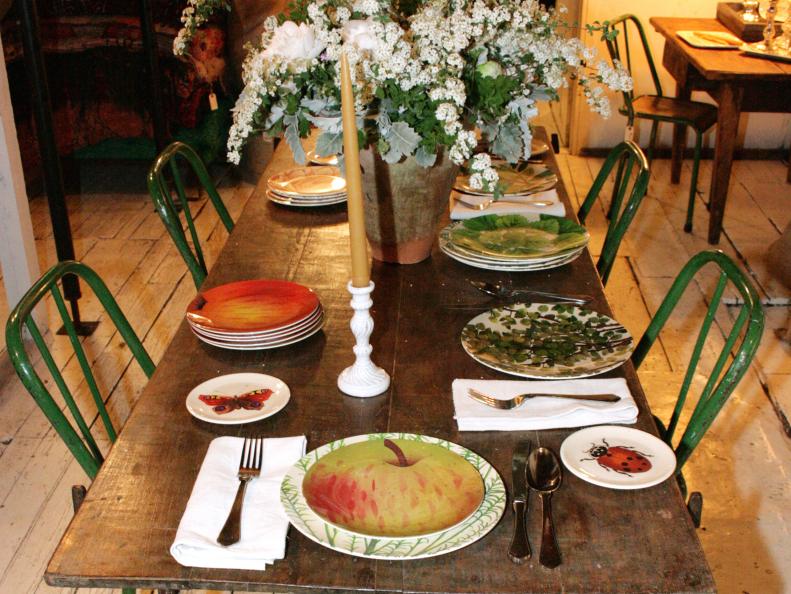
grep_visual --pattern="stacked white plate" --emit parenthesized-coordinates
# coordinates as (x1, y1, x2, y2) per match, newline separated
(438, 226, 587, 272)
(186, 279, 325, 351)
(266, 166, 347, 207)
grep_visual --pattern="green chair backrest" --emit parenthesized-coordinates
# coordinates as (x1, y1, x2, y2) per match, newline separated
(147, 141, 234, 288)
(603, 14, 665, 124)
(5, 261, 155, 479)
(632, 250, 764, 472)
(577, 141, 650, 286)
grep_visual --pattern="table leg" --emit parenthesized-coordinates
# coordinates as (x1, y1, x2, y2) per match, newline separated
(671, 82, 691, 184)
(708, 83, 743, 245)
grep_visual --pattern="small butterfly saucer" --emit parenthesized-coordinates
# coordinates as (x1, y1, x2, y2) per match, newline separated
(186, 373, 290, 425)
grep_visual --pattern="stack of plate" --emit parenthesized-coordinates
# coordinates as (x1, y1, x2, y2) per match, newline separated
(186, 279, 324, 350)
(438, 214, 589, 272)
(266, 166, 347, 207)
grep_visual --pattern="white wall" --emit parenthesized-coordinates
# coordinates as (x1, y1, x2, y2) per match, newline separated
(571, 0, 791, 152)
(0, 33, 40, 313)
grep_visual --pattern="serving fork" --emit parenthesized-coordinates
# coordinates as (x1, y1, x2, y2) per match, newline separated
(217, 437, 263, 546)
(467, 388, 620, 410)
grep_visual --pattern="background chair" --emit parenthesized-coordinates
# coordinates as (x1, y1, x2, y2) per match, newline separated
(6, 261, 155, 594)
(577, 140, 650, 286)
(603, 14, 717, 233)
(148, 141, 235, 288)
(631, 250, 764, 525)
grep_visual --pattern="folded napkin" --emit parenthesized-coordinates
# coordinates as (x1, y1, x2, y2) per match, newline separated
(450, 189, 565, 220)
(453, 378, 638, 431)
(171, 435, 306, 570)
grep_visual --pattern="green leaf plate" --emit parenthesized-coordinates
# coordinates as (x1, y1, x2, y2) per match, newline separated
(446, 214, 590, 260)
(461, 303, 634, 379)
(280, 433, 506, 560)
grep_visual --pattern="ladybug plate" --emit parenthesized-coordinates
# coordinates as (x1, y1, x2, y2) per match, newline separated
(560, 426, 676, 490)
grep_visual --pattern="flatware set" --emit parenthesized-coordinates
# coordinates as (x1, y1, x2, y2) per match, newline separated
(509, 442, 564, 568)
(469, 280, 594, 305)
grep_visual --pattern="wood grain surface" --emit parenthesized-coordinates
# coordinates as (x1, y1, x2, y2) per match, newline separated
(44, 130, 716, 593)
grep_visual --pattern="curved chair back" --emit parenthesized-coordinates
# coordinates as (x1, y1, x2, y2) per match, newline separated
(147, 141, 234, 288)
(632, 250, 764, 472)
(603, 14, 664, 125)
(577, 141, 650, 286)
(5, 261, 155, 479)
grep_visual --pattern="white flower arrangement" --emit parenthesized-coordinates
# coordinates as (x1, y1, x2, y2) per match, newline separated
(175, 0, 632, 191)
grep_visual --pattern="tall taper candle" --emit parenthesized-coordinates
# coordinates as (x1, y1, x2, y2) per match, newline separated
(340, 53, 370, 288)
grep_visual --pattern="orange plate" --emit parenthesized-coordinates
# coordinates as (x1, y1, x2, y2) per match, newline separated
(186, 280, 320, 333)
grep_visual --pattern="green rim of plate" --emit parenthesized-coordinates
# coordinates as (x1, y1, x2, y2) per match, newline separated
(461, 303, 634, 379)
(280, 433, 506, 560)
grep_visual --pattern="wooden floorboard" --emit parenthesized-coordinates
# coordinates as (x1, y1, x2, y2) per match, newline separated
(0, 158, 788, 594)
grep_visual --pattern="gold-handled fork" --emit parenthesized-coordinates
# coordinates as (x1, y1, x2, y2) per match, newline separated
(217, 437, 263, 546)
(467, 388, 620, 410)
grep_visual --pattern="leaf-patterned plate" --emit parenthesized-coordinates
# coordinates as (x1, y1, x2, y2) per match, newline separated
(280, 433, 506, 560)
(461, 303, 634, 379)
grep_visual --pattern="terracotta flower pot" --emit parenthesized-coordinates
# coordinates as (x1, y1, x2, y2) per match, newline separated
(359, 147, 459, 264)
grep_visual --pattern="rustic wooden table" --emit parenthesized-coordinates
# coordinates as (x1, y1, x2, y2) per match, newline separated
(45, 131, 716, 593)
(650, 17, 791, 245)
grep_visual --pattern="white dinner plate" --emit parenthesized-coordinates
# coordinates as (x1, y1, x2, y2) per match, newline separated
(560, 425, 677, 490)
(267, 190, 347, 207)
(186, 373, 290, 425)
(188, 306, 323, 340)
(190, 316, 324, 350)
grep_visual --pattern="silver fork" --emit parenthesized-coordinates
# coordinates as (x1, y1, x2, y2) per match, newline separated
(467, 388, 620, 410)
(217, 437, 263, 546)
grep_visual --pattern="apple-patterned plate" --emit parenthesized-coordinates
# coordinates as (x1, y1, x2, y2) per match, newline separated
(186, 279, 320, 333)
(280, 433, 506, 560)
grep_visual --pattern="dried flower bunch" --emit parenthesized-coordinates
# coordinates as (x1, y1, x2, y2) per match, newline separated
(175, 0, 632, 191)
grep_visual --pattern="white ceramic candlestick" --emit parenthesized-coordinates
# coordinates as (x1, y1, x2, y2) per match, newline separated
(337, 281, 390, 397)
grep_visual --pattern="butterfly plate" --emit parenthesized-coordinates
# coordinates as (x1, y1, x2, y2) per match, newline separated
(186, 373, 290, 425)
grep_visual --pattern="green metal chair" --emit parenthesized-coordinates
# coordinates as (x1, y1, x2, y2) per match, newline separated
(148, 140, 235, 288)
(5, 261, 154, 594)
(603, 14, 717, 233)
(577, 140, 650, 286)
(632, 250, 764, 525)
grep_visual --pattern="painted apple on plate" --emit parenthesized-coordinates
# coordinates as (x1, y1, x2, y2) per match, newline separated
(302, 438, 485, 537)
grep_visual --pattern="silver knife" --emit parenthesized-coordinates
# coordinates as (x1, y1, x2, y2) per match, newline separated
(509, 440, 532, 564)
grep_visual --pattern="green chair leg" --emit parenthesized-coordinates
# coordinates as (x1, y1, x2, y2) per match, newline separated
(687, 491, 703, 528)
(607, 152, 627, 221)
(685, 131, 703, 233)
(647, 121, 659, 166)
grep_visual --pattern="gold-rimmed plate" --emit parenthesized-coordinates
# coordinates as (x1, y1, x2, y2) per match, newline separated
(455, 165, 558, 197)
(268, 166, 346, 197)
(306, 149, 339, 166)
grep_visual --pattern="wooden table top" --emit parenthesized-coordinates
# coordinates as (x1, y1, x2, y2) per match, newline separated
(45, 131, 716, 594)
(650, 17, 791, 81)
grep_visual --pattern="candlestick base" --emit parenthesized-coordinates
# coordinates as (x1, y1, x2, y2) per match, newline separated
(337, 281, 391, 398)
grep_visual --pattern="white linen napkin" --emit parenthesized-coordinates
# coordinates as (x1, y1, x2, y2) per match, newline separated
(453, 378, 638, 431)
(170, 435, 306, 570)
(450, 189, 566, 220)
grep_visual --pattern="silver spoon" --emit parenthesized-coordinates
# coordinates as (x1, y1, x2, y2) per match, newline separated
(469, 280, 594, 306)
(455, 195, 556, 211)
(527, 447, 562, 569)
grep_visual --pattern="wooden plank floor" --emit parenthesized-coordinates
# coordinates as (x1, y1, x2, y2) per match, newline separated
(0, 153, 789, 594)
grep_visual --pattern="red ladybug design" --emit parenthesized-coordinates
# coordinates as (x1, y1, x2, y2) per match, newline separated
(581, 438, 653, 476)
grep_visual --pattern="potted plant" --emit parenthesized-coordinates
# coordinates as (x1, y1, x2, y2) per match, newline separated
(175, 0, 631, 263)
